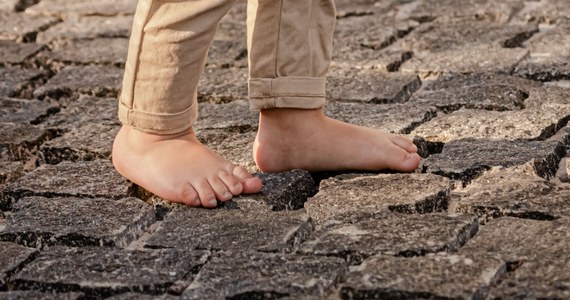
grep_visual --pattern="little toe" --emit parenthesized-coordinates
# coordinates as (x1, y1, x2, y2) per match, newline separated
(209, 176, 234, 202)
(390, 135, 418, 153)
(180, 183, 200, 207)
(195, 179, 218, 208)
(219, 170, 243, 196)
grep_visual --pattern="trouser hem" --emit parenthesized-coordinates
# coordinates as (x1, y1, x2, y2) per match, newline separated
(248, 77, 327, 110)
(118, 100, 198, 135)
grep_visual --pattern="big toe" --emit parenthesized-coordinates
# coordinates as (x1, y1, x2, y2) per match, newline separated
(386, 145, 421, 172)
(231, 166, 263, 194)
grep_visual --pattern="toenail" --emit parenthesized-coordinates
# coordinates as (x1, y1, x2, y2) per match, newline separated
(194, 198, 201, 205)
(224, 192, 232, 199)
(209, 198, 217, 206)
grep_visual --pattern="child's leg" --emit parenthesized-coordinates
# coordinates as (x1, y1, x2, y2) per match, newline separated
(248, 0, 421, 172)
(113, 0, 262, 208)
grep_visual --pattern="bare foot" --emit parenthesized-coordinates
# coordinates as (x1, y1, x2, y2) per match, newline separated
(254, 108, 421, 173)
(112, 126, 262, 208)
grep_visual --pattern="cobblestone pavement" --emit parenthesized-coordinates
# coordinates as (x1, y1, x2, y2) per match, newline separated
(1, 0, 570, 299)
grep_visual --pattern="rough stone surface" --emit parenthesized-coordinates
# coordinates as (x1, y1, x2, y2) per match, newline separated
(194, 100, 258, 131)
(340, 254, 506, 300)
(0, 241, 37, 290)
(407, 0, 523, 23)
(198, 66, 248, 103)
(0, 66, 45, 98)
(0, 11, 58, 42)
(26, 0, 136, 19)
(305, 174, 452, 224)
(455, 166, 570, 223)
(514, 0, 570, 23)
(0, 196, 154, 248)
(206, 40, 247, 68)
(424, 139, 566, 182)
(45, 95, 119, 128)
(12, 247, 209, 298)
(36, 15, 133, 43)
(1, 160, 133, 211)
(40, 123, 119, 164)
(412, 108, 570, 143)
(196, 129, 257, 173)
(327, 66, 421, 103)
(145, 208, 312, 253)
(401, 46, 529, 77)
(43, 38, 128, 68)
(0, 162, 24, 187)
(33, 65, 123, 99)
(183, 251, 347, 299)
(0, 40, 44, 65)
(0, 123, 52, 162)
(299, 212, 477, 265)
(0, 291, 83, 300)
(0, 97, 59, 124)
(325, 102, 437, 134)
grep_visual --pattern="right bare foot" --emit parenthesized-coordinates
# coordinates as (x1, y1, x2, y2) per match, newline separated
(112, 126, 263, 208)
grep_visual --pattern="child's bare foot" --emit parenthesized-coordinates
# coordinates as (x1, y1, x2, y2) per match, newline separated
(112, 126, 262, 208)
(254, 108, 421, 173)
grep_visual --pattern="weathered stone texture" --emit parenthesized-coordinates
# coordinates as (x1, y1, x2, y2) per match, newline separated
(43, 38, 129, 68)
(340, 254, 505, 300)
(145, 208, 312, 253)
(424, 139, 565, 182)
(299, 212, 477, 265)
(1, 160, 133, 211)
(45, 95, 118, 128)
(26, 0, 136, 19)
(194, 100, 258, 131)
(305, 174, 451, 224)
(0, 162, 24, 187)
(0, 291, 83, 300)
(0, 123, 52, 162)
(455, 166, 570, 223)
(0, 97, 59, 124)
(36, 15, 133, 43)
(0, 66, 45, 98)
(0, 196, 154, 248)
(332, 50, 412, 72)
(412, 108, 570, 144)
(515, 0, 570, 23)
(0, 11, 58, 42)
(0, 40, 44, 65)
(407, 0, 523, 23)
(12, 247, 209, 297)
(0, 241, 37, 290)
(33, 65, 123, 99)
(206, 40, 247, 68)
(197, 129, 256, 173)
(198, 66, 248, 103)
(334, 0, 393, 18)
(183, 251, 347, 299)
(325, 102, 436, 134)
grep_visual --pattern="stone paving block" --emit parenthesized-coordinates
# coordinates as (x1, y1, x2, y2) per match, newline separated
(33, 65, 123, 99)
(407, 0, 523, 24)
(305, 174, 451, 224)
(44, 38, 128, 68)
(196, 129, 257, 173)
(198, 66, 248, 103)
(424, 139, 565, 182)
(0, 291, 83, 300)
(514, 0, 570, 23)
(0, 123, 52, 162)
(45, 95, 119, 128)
(516, 55, 570, 82)
(0, 97, 59, 124)
(1, 160, 133, 211)
(0, 241, 37, 290)
(0, 66, 46, 98)
(12, 246, 210, 298)
(40, 123, 119, 164)
(489, 257, 570, 300)
(0, 196, 154, 248)
(299, 212, 478, 265)
(0, 162, 24, 187)
(145, 208, 312, 253)
(327, 66, 421, 103)
(246, 170, 318, 211)
(36, 15, 133, 43)
(0, 11, 58, 42)
(325, 102, 437, 134)
(334, 0, 393, 18)
(0, 40, 44, 65)
(194, 100, 258, 131)
(105, 293, 163, 300)
(401, 46, 529, 77)
(340, 254, 506, 300)
(332, 50, 413, 72)
(455, 166, 570, 223)
(26, 0, 136, 19)
(206, 40, 247, 68)
(412, 108, 570, 144)
(183, 251, 347, 299)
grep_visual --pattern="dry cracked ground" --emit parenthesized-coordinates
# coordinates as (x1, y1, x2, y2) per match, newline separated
(1, 0, 570, 299)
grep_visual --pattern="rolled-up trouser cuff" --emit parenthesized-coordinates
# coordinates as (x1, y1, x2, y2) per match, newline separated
(248, 77, 327, 110)
(118, 100, 198, 135)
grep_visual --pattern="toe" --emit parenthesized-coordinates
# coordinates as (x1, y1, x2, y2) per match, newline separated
(195, 179, 218, 208)
(209, 176, 234, 202)
(180, 183, 201, 207)
(390, 135, 417, 153)
(219, 170, 243, 196)
(231, 166, 263, 194)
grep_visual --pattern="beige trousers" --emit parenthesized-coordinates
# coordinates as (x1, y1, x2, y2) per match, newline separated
(118, 0, 336, 135)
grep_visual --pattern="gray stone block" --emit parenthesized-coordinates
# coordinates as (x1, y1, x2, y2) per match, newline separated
(455, 166, 570, 223)
(33, 65, 123, 99)
(408, 0, 523, 24)
(44, 38, 129, 68)
(194, 100, 258, 131)
(299, 212, 477, 265)
(332, 50, 413, 72)
(0, 97, 59, 124)
(45, 95, 119, 128)
(0, 196, 154, 248)
(513, 0, 570, 23)
(197, 66, 248, 103)
(401, 46, 529, 77)
(0, 66, 46, 98)
(0, 41, 45, 65)
(0, 241, 37, 290)
(0, 291, 83, 300)
(305, 174, 451, 224)
(0, 162, 24, 187)
(36, 15, 133, 43)
(1, 160, 133, 211)
(334, 0, 393, 18)
(412, 108, 570, 144)
(40, 123, 119, 164)
(12, 246, 210, 298)
(340, 254, 506, 300)
(145, 207, 312, 253)
(327, 66, 421, 103)
(0, 11, 58, 42)
(196, 129, 257, 173)
(25, 0, 136, 19)
(206, 40, 247, 68)
(183, 251, 347, 299)
(0, 123, 52, 162)
(424, 139, 566, 182)
(326, 101, 437, 134)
